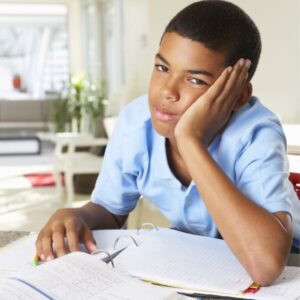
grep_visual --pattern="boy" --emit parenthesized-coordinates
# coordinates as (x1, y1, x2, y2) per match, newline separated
(36, 0, 298, 285)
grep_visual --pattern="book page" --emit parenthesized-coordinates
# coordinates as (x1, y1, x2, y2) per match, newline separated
(114, 228, 253, 295)
(2, 252, 181, 300)
(0, 234, 37, 278)
(253, 266, 300, 300)
(0, 278, 47, 300)
(0, 229, 140, 278)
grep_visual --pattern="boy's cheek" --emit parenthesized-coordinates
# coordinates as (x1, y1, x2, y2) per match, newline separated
(148, 76, 163, 97)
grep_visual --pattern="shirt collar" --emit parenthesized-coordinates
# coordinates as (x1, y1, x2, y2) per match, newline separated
(153, 132, 193, 190)
(154, 132, 176, 180)
(153, 129, 220, 190)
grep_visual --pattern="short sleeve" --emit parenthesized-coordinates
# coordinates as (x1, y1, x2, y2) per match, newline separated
(91, 112, 141, 215)
(235, 126, 293, 215)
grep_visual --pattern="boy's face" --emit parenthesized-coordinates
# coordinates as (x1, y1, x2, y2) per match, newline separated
(148, 32, 226, 139)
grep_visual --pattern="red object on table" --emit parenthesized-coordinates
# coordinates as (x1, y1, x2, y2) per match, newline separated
(289, 172, 300, 199)
(24, 173, 64, 187)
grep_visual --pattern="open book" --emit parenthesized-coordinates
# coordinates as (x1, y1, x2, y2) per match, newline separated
(0, 252, 182, 300)
(1, 227, 300, 300)
(0, 229, 140, 279)
(111, 228, 300, 300)
(0, 229, 182, 300)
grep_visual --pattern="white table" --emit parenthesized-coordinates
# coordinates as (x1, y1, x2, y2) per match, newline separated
(283, 123, 300, 176)
(52, 133, 108, 207)
(283, 124, 300, 155)
(288, 155, 300, 174)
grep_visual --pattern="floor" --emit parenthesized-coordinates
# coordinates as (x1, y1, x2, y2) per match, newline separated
(0, 141, 170, 233)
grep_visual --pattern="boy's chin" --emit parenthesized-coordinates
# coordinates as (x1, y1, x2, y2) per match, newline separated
(151, 120, 175, 139)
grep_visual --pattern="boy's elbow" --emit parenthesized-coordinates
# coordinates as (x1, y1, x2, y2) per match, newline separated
(248, 257, 285, 286)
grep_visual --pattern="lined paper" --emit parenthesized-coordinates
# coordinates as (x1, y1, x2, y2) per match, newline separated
(114, 228, 253, 295)
(0, 252, 181, 300)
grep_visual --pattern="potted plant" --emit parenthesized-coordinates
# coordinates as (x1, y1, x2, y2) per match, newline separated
(68, 75, 106, 135)
(84, 80, 106, 136)
(50, 97, 71, 132)
(69, 75, 85, 133)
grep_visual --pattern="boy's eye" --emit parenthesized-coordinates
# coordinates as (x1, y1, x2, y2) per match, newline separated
(189, 77, 207, 86)
(155, 64, 169, 73)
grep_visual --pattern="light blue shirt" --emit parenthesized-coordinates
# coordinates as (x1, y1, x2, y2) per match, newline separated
(92, 94, 297, 238)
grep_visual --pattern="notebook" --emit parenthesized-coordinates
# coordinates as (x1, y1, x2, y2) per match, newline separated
(0, 229, 140, 279)
(111, 228, 300, 300)
(0, 228, 182, 300)
(1, 227, 300, 300)
(0, 252, 182, 300)
(114, 228, 253, 296)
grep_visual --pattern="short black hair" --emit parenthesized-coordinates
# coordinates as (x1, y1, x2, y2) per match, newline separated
(163, 0, 261, 80)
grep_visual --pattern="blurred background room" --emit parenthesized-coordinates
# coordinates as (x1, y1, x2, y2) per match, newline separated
(0, 0, 299, 233)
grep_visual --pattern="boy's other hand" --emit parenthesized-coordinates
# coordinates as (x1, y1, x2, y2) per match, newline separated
(175, 58, 251, 146)
(35, 208, 97, 261)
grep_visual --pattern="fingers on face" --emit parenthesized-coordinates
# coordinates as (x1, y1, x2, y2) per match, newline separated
(220, 58, 251, 108)
(231, 58, 251, 90)
(205, 65, 233, 100)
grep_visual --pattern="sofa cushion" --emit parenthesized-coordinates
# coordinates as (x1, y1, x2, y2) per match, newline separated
(0, 100, 45, 122)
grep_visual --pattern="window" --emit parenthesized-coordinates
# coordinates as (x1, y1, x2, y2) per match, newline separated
(0, 4, 69, 100)
(84, 0, 125, 97)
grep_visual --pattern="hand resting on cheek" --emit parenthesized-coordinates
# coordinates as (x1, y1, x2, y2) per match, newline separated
(174, 58, 251, 146)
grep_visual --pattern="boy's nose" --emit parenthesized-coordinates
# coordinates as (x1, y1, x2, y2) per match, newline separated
(159, 78, 180, 102)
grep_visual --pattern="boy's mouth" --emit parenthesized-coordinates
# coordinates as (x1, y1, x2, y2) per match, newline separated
(153, 105, 177, 121)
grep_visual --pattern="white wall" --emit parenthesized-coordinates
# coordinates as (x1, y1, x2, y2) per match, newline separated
(231, 0, 300, 123)
(67, 0, 84, 75)
(123, 0, 149, 98)
(123, 0, 300, 123)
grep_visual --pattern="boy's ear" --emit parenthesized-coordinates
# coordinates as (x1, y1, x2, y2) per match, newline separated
(234, 82, 253, 110)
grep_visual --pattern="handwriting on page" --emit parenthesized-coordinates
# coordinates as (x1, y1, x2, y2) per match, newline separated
(114, 229, 253, 294)
(8, 252, 176, 300)
(16, 253, 129, 299)
(0, 229, 138, 280)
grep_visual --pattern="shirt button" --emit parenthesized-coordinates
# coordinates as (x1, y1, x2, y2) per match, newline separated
(186, 199, 192, 206)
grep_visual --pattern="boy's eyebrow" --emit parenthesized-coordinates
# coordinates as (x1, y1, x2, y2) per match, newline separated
(156, 53, 170, 65)
(155, 53, 214, 77)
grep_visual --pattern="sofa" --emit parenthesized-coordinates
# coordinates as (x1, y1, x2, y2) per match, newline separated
(0, 99, 57, 134)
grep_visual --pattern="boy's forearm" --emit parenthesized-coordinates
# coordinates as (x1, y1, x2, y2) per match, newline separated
(77, 201, 128, 230)
(176, 136, 292, 285)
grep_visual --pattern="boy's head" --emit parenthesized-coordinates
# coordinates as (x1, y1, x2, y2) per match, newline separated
(148, 0, 260, 139)
(163, 0, 261, 81)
